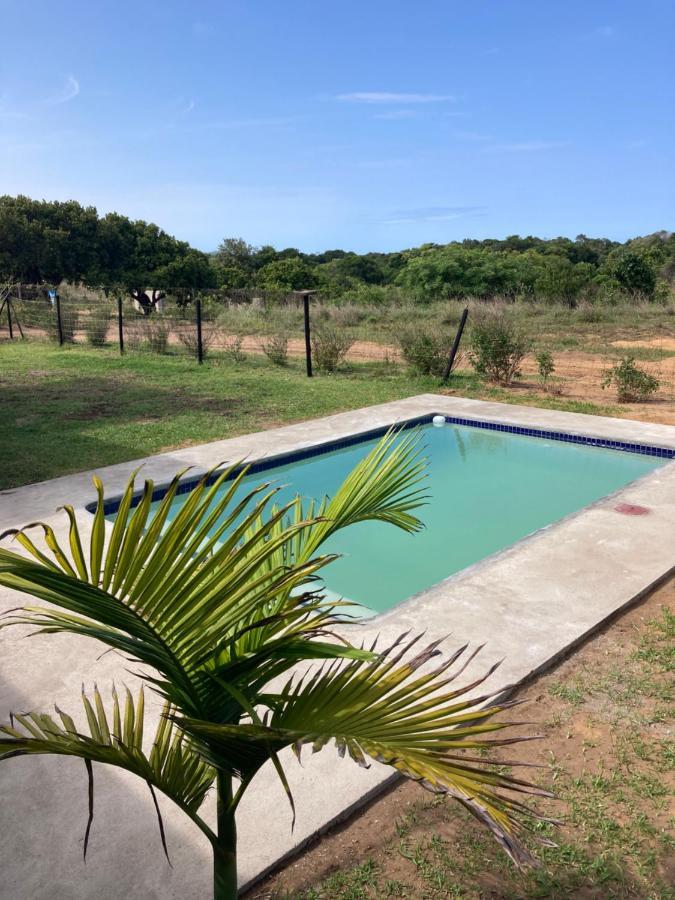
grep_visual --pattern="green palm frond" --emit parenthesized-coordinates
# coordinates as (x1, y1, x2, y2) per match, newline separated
(175, 635, 554, 867)
(0, 430, 427, 721)
(0, 429, 554, 889)
(0, 685, 216, 857)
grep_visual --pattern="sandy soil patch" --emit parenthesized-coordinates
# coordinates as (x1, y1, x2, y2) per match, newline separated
(612, 337, 675, 351)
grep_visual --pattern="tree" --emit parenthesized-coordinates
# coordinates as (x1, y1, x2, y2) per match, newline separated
(256, 256, 316, 291)
(215, 264, 251, 290)
(155, 251, 218, 306)
(215, 238, 257, 273)
(603, 249, 656, 297)
(0, 434, 550, 899)
(0, 195, 98, 284)
(534, 257, 594, 306)
(395, 247, 516, 300)
(0, 197, 214, 308)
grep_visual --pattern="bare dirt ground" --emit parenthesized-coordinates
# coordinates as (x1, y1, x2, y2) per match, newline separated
(612, 338, 675, 351)
(211, 332, 675, 425)
(517, 350, 675, 425)
(248, 580, 675, 899)
(197, 332, 675, 425)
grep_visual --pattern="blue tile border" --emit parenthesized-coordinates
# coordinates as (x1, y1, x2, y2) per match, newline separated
(90, 414, 433, 515)
(92, 413, 675, 516)
(443, 416, 675, 460)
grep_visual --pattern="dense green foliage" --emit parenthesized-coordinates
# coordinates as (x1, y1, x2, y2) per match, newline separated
(469, 311, 531, 386)
(1, 194, 673, 305)
(0, 196, 216, 301)
(213, 231, 675, 305)
(602, 357, 661, 403)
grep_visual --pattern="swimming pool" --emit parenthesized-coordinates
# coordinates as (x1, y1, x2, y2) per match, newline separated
(104, 417, 669, 616)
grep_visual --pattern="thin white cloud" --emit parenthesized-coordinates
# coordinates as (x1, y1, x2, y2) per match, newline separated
(178, 98, 195, 114)
(382, 205, 487, 225)
(47, 75, 80, 106)
(337, 91, 454, 104)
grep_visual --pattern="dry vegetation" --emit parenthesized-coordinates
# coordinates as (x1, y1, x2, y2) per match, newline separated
(7, 292, 675, 421)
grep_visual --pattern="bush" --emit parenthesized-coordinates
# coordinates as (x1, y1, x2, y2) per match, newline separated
(84, 305, 111, 346)
(602, 357, 660, 403)
(653, 279, 672, 305)
(311, 326, 353, 372)
(223, 333, 246, 363)
(535, 350, 555, 388)
(141, 316, 172, 353)
(261, 332, 289, 366)
(398, 326, 451, 376)
(469, 312, 530, 385)
(177, 321, 217, 358)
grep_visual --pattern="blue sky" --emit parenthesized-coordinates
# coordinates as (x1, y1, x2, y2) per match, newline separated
(1, 1, 673, 252)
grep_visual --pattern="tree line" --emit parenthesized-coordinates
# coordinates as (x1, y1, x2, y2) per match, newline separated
(1, 194, 673, 306)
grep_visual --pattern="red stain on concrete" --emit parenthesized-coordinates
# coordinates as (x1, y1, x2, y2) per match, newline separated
(614, 503, 651, 516)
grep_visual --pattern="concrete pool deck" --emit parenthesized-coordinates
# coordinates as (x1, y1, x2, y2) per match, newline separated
(1, 394, 675, 898)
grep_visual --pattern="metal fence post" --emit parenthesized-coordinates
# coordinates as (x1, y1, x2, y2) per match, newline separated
(303, 294, 313, 377)
(196, 298, 203, 364)
(117, 295, 125, 355)
(442, 306, 469, 383)
(55, 292, 64, 346)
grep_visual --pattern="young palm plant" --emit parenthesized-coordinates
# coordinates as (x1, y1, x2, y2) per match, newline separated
(0, 432, 552, 899)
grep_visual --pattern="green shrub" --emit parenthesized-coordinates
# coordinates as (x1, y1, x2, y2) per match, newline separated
(398, 326, 451, 376)
(602, 357, 660, 403)
(177, 321, 217, 358)
(141, 316, 172, 353)
(653, 279, 672, 305)
(535, 350, 555, 388)
(83, 305, 111, 346)
(311, 326, 353, 372)
(469, 312, 530, 385)
(261, 332, 289, 366)
(223, 333, 246, 363)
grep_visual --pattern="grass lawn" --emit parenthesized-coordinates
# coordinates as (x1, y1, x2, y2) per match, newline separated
(0, 342, 620, 490)
(251, 587, 675, 899)
(0, 343, 441, 489)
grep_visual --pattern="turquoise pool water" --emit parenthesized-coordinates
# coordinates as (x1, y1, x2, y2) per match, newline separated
(126, 424, 665, 615)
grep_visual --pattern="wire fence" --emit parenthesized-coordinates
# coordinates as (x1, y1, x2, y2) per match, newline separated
(3, 285, 675, 404)
(0, 285, 469, 377)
